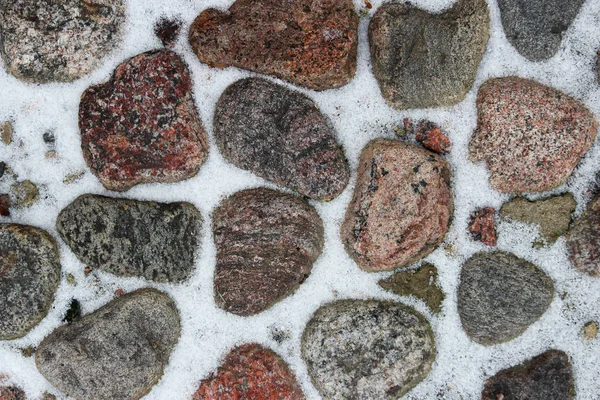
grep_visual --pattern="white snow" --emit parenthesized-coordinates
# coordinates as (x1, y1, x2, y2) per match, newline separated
(1, 0, 600, 398)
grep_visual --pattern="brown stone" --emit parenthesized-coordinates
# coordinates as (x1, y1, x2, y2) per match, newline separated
(0, 386, 26, 400)
(583, 321, 598, 340)
(566, 194, 600, 277)
(468, 207, 497, 246)
(154, 17, 182, 47)
(0, 122, 13, 145)
(469, 77, 598, 193)
(341, 139, 453, 272)
(188, 0, 358, 91)
(0, 195, 9, 217)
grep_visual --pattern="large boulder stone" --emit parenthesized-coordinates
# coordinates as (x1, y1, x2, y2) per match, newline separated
(0, 0, 125, 83)
(36, 289, 180, 400)
(56, 194, 202, 283)
(188, 0, 358, 91)
(566, 194, 600, 277)
(1, 224, 61, 340)
(213, 188, 323, 316)
(302, 299, 435, 399)
(341, 139, 453, 272)
(214, 78, 350, 201)
(369, 0, 490, 109)
(469, 77, 598, 194)
(458, 251, 554, 345)
(79, 49, 209, 191)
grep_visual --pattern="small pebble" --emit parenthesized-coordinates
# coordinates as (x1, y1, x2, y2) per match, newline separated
(154, 17, 182, 47)
(583, 321, 598, 340)
(0, 122, 13, 145)
(10, 180, 39, 208)
(43, 131, 55, 144)
(0, 194, 9, 216)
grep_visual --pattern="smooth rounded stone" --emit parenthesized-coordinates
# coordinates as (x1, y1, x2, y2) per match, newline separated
(0, 0, 125, 83)
(56, 194, 202, 283)
(188, 0, 358, 91)
(341, 139, 453, 272)
(0, 386, 26, 400)
(369, 0, 490, 109)
(565, 194, 600, 277)
(79, 49, 209, 192)
(192, 343, 305, 400)
(36, 288, 180, 400)
(214, 78, 350, 201)
(213, 188, 323, 316)
(482, 350, 575, 400)
(498, 0, 586, 61)
(0, 224, 61, 340)
(458, 251, 554, 345)
(469, 77, 598, 194)
(302, 299, 435, 400)
(500, 193, 576, 245)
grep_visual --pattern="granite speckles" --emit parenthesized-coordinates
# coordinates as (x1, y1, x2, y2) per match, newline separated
(566, 194, 600, 277)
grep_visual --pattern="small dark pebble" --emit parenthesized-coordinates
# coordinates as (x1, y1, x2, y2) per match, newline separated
(0, 194, 9, 216)
(0, 162, 5, 178)
(43, 131, 55, 144)
(154, 17, 182, 47)
(63, 299, 81, 324)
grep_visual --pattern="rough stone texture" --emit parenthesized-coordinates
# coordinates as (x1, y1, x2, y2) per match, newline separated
(188, 0, 358, 91)
(56, 194, 202, 283)
(154, 17, 182, 48)
(0, 224, 61, 340)
(0, 0, 125, 83)
(79, 49, 209, 191)
(10, 180, 38, 208)
(500, 193, 576, 245)
(498, 0, 586, 61)
(213, 188, 323, 316)
(458, 251, 554, 345)
(0, 122, 12, 145)
(214, 78, 350, 201)
(565, 194, 600, 277)
(192, 344, 305, 400)
(583, 321, 598, 340)
(378, 263, 444, 313)
(341, 139, 453, 272)
(414, 121, 451, 155)
(36, 289, 180, 400)
(369, 0, 490, 109)
(469, 77, 598, 194)
(468, 207, 497, 246)
(0, 386, 26, 400)
(302, 299, 435, 400)
(0, 195, 9, 217)
(482, 350, 575, 400)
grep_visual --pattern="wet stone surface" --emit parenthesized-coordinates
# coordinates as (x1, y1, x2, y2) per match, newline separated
(56, 194, 202, 283)
(566, 193, 600, 277)
(379, 263, 445, 313)
(302, 299, 435, 400)
(188, 0, 358, 91)
(36, 289, 180, 400)
(468, 207, 497, 247)
(79, 49, 209, 191)
(0, 224, 61, 340)
(214, 78, 350, 201)
(213, 188, 324, 316)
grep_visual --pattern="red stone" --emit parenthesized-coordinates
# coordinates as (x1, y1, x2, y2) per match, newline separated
(415, 121, 451, 154)
(154, 17, 182, 47)
(79, 49, 208, 191)
(468, 207, 497, 246)
(193, 344, 305, 400)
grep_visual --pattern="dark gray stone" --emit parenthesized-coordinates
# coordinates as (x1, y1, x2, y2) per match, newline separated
(369, 0, 490, 109)
(56, 194, 202, 283)
(498, 0, 586, 61)
(301, 299, 435, 400)
(458, 251, 554, 345)
(214, 78, 350, 201)
(0, 224, 61, 340)
(36, 288, 180, 400)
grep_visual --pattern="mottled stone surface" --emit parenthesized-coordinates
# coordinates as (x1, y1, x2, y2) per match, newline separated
(0, 122, 12, 145)
(369, 0, 490, 109)
(583, 321, 598, 340)
(469, 77, 598, 194)
(482, 350, 575, 400)
(302, 299, 435, 400)
(341, 139, 453, 272)
(379, 263, 444, 313)
(414, 121, 451, 155)
(79, 49, 209, 191)
(56, 194, 202, 283)
(566, 194, 600, 277)
(0, 386, 26, 400)
(192, 344, 305, 400)
(154, 17, 182, 48)
(498, 0, 586, 61)
(10, 180, 38, 208)
(214, 78, 350, 201)
(213, 188, 323, 316)
(36, 289, 180, 400)
(0, 0, 125, 83)
(189, 0, 358, 91)
(0, 195, 9, 217)
(468, 207, 497, 246)
(458, 251, 554, 345)
(500, 193, 576, 245)
(0, 224, 61, 340)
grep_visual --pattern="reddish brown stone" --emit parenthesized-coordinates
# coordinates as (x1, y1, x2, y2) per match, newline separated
(154, 17, 182, 47)
(468, 207, 497, 246)
(341, 139, 453, 272)
(0, 195, 9, 217)
(0, 386, 26, 400)
(566, 194, 600, 277)
(469, 77, 598, 193)
(404, 119, 452, 154)
(193, 344, 305, 400)
(79, 49, 208, 191)
(188, 0, 358, 91)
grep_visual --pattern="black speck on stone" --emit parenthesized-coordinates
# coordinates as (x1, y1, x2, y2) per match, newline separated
(154, 17, 182, 47)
